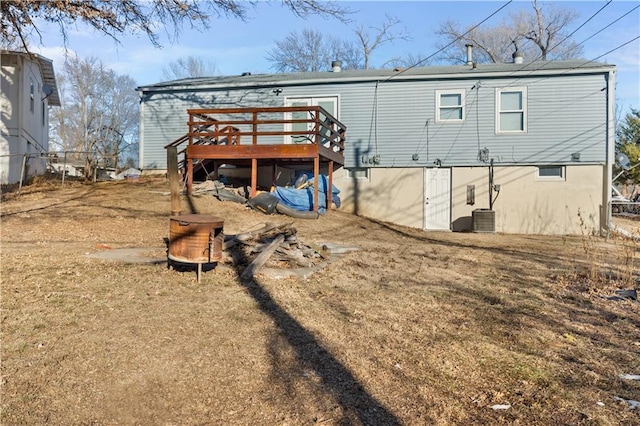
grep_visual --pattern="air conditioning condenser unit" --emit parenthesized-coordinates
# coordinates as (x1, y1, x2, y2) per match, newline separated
(472, 209, 495, 233)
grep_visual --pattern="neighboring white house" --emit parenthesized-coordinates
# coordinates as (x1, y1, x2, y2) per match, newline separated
(1, 50, 60, 185)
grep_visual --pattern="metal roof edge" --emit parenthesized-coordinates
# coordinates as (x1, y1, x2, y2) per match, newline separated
(135, 61, 616, 93)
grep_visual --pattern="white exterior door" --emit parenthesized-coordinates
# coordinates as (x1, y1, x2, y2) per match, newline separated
(424, 168, 451, 230)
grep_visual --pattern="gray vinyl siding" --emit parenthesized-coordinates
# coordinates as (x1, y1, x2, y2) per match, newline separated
(139, 88, 282, 169)
(339, 74, 607, 169)
(138, 69, 609, 171)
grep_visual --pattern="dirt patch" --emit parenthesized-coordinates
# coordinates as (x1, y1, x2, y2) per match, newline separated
(1, 178, 639, 424)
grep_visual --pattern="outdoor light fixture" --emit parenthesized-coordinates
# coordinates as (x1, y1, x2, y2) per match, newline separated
(272, 88, 282, 95)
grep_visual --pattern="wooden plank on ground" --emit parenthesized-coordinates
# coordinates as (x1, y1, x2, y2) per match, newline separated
(240, 234, 285, 279)
(308, 242, 330, 259)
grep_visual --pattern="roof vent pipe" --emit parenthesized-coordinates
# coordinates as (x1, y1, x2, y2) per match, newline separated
(512, 49, 524, 64)
(465, 44, 473, 66)
(331, 60, 342, 72)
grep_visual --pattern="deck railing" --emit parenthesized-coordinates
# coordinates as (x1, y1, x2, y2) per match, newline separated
(185, 106, 346, 156)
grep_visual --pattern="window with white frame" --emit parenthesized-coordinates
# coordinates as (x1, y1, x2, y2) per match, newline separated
(496, 87, 527, 133)
(346, 167, 369, 181)
(536, 166, 564, 181)
(436, 89, 465, 122)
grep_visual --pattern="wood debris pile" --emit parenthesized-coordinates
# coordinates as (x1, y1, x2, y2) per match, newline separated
(223, 222, 330, 279)
(192, 180, 248, 203)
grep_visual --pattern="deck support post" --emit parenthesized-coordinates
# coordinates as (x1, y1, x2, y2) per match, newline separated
(327, 160, 334, 211)
(251, 111, 259, 198)
(186, 153, 193, 195)
(313, 155, 320, 212)
(187, 114, 194, 195)
(272, 165, 278, 190)
(184, 154, 193, 195)
(251, 158, 258, 198)
(167, 146, 182, 216)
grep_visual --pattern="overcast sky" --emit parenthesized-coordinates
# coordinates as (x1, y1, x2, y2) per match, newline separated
(32, 1, 639, 112)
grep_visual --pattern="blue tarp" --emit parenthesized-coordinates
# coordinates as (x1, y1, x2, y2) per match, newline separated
(272, 173, 340, 214)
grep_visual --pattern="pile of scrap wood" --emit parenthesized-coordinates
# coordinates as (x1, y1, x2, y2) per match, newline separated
(192, 180, 248, 203)
(223, 222, 330, 279)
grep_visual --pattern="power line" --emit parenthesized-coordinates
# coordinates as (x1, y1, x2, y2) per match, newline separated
(511, 34, 638, 86)
(460, 34, 636, 162)
(368, 1, 514, 155)
(469, 4, 640, 99)
(588, 34, 640, 64)
(543, 0, 612, 59)
(456, 2, 637, 153)
(435, 29, 637, 165)
(370, 2, 637, 161)
(506, 0, 616, 75)
(384, 0, 513, 82)
(576, 5, 639, 47)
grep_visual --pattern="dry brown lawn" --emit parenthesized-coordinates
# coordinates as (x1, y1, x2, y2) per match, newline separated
(1, 177, 639, 425)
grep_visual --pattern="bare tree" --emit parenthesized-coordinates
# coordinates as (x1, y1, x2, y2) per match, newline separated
(266, 15, 409, 72)
(1, 0, 351, 51)
(329, 38, 365, 71)
(435, 0, 583, 64)
(266, 29, 364, 72)
(384, 52, 434, 69)
(354, 14, 410, 69)
(435, 20, 518, 64)
(161, 56, 219, 80)
(513, 0, 582, 61)
(50, 56, 139, 177)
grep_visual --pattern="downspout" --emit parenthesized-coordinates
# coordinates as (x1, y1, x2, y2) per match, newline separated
(374, 80, 379, 155)
(604, 69, 616, 236)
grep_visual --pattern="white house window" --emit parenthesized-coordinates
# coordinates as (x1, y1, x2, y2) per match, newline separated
(536, 166, 564, 181)
(496, 87, 527, 133)
(436, 90, 465, 122)
(346, 167, 369, 181)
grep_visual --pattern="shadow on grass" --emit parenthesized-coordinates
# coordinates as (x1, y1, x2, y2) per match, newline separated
(1, 181, 173, 220)
(236, 276, 400, 424)
(363, 217, 582, 272)
(0, 189, 95, 217)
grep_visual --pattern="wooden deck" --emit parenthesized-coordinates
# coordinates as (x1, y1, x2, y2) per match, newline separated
(165, 107, 346, 212)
